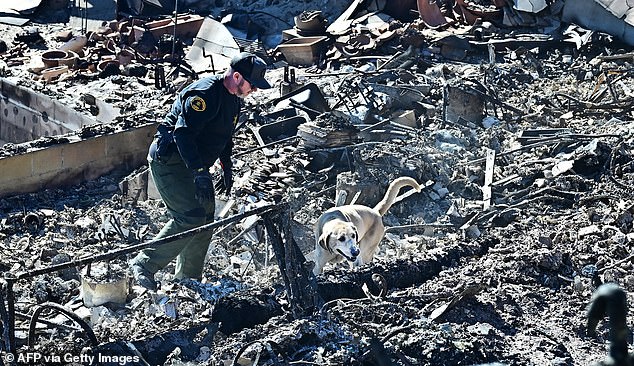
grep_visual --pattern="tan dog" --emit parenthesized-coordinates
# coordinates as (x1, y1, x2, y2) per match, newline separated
(312, 176, 421, 274)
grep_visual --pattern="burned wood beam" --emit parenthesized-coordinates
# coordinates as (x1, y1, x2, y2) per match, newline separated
(264, 211, 322, 318)
(316, 238, 497, 302)
(210, 292, 284, 334)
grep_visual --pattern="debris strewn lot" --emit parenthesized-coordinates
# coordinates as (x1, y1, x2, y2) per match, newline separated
(1, 0, 634, 365)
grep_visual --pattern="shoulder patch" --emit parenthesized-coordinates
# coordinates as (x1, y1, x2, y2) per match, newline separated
(190, 96, 206, 112)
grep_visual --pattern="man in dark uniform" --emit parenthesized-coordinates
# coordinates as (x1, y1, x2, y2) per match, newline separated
(130, 52, 272, 290)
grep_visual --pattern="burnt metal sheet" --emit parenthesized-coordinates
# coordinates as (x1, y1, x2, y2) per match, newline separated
(186, 16, 239, 74)
(563, 0, 634, 45)
(0, 0, 41, 13)
(0, 0, 40, 25)
(0, 10, 30, 26)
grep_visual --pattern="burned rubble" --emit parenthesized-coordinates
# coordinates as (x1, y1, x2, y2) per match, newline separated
(0, 0, 634, 365)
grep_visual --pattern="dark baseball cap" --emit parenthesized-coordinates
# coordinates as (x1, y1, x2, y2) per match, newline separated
(230, 52, 272, 89)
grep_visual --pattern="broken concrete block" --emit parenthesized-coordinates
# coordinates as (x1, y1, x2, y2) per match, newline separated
(444, 85, 484, 125)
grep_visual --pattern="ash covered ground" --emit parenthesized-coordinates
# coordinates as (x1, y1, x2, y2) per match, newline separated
(1, 1, 634, 365)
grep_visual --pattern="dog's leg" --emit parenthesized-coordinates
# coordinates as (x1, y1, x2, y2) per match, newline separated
(359, 226, 384, 264)
(313, 261, 324, 275)
(313, 226, 325, 275)
(312, 248, 333, 275)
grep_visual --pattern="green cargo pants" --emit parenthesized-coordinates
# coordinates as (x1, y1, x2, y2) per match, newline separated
(131, 153, 215, 280)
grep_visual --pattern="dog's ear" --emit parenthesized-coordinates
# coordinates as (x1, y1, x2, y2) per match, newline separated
(318, 232, 333, 253)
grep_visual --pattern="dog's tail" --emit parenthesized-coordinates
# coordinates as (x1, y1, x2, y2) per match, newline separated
(374, 176, 421, 216)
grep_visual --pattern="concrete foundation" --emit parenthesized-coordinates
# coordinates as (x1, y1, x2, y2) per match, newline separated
(0, 77, 156, 198)
(0, 124, 156, 197)
(0, 123, 155, 197)
(0, 78, 96, 145)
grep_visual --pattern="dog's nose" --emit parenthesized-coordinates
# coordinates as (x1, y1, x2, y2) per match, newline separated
(351, 247, 360, 257)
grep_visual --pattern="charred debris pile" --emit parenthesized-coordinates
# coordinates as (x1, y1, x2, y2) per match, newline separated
(0, 0, 634, 365)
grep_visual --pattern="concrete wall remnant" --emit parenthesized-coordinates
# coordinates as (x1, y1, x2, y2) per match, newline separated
(0, 78, 96, 146)
(0, 123, 155, 198)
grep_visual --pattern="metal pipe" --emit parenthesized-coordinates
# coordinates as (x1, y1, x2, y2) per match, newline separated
(0, 281, 12, 355)
(2, 274, 16, 356)
(171, 0, 178, 61)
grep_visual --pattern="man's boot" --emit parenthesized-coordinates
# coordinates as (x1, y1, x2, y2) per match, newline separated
(131, 263, 157, 291)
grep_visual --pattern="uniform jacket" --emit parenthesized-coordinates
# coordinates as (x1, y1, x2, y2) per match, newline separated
(150, 74, 240, 171)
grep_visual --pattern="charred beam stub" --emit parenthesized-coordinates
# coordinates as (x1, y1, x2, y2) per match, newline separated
(317, 238, 497, 303)
(264, 210, 323, 318)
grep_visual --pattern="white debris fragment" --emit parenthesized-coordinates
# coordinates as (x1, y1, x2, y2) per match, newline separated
(481, 116, 500, 128)
(74, 216, 96, 229)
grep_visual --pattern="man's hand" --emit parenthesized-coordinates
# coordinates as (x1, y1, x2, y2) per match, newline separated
(193, 169, 214, 205)
(215, 167, 233, 195)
